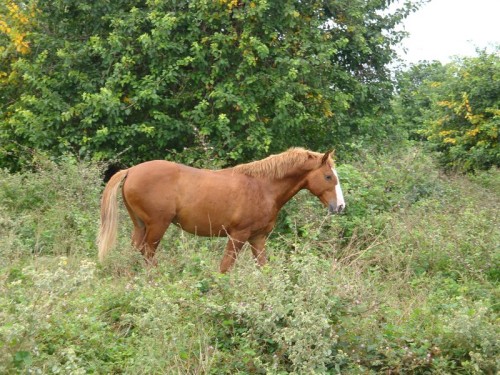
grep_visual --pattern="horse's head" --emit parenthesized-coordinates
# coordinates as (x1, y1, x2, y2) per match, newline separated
(305, 150, 345, 214)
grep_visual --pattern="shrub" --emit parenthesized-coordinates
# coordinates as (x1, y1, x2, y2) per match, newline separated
(0, 146, 498, 373)
(396, 49, 500, 172)
(0, 154, 102, 262)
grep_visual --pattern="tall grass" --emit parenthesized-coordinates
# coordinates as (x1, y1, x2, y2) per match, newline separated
(1, 148, 498, 373)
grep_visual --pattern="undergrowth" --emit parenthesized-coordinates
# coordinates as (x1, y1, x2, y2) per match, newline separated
(1, 147, 498, 374)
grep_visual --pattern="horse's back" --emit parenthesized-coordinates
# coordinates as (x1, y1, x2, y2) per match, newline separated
(122, 160, 275, 237)
(124, 160, 179, 193)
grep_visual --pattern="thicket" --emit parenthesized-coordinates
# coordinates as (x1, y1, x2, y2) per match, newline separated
(1, 148, 498, 373)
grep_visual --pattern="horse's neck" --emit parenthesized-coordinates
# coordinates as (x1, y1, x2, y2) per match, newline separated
(225, 164, 311, 209)
(268, 173, 308, 210)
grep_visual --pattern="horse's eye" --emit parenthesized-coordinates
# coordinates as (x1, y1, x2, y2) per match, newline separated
(325, 175, 333, 181)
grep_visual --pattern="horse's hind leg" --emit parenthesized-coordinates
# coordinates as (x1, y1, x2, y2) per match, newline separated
(124, 199, 147, 250)
(124, 196, 163, 264)
(131, 224, 146, 249)
(141, 221, 171, 265)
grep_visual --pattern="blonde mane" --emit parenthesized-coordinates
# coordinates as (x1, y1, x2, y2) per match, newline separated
(232, 148, 334, 179)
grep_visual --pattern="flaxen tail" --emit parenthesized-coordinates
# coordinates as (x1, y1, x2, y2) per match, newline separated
(97, 169, 128, 262)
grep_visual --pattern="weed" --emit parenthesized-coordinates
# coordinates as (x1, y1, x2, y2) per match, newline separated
(0, 148, 498, 373)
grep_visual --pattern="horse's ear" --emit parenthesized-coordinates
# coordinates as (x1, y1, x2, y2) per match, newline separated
(321, 149, 334, 165)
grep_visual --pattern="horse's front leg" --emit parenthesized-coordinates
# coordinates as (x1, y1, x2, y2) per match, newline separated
(249, 235, 267, 268)
(219, 234, 247, 273)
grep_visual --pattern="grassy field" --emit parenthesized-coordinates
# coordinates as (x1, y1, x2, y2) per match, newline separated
(1, 147, 498, 374)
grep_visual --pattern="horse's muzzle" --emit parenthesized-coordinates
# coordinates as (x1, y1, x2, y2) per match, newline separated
(328, 203, 345, 214)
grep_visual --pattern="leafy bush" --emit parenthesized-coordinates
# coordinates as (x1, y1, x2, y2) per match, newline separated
(0, 147, 498, 373)
(396, 49, 500, 172)
(0, 154, 102, 262)
(1, 0, 421, 171)
(278, 145, 445, 246)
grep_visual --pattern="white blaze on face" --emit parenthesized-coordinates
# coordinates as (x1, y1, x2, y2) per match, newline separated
(332, 168, 345, 211)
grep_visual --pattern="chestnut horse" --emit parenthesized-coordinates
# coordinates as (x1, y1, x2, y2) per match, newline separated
(97, 148, 345, 272)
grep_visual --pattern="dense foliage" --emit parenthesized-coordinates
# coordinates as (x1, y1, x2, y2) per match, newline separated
(1, 148, 498, 373)
(1, 1, 498, 373)
(0, 0, 420, 171)
(396, 49, 500, 171)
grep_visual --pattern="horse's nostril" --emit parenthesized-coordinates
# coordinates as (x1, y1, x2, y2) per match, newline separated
(338, 204, 345, 213)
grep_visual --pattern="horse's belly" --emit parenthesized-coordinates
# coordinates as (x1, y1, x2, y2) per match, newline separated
(174, 215, 229, 237)
(173, 178, 274, 237)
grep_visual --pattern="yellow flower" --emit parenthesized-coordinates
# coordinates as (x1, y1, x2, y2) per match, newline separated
(323, 109, 334, 118)
(466, 128, 480, 137)
(443, 137, 457, 144)
(438, 100, 453, 108)
(439, 130, 453, 137)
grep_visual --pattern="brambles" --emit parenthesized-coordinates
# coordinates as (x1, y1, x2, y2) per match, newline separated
(1, 147, 498, 373)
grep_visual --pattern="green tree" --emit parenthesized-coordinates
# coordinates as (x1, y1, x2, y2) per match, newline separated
(0, 1, 38, 166)
(396, 49, 499, 171)
(394, 61, 447, 140)
(1, 0, 421, 170)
